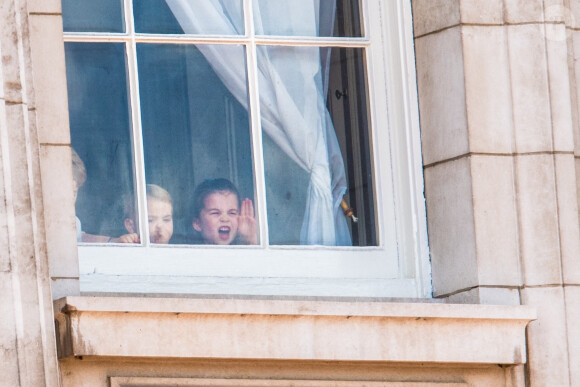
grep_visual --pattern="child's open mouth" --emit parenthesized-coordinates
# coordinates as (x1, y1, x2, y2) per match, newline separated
(218, 226, 231, 240)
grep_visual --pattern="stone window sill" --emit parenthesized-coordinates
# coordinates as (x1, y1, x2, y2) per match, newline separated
(54, 296, 535, 365)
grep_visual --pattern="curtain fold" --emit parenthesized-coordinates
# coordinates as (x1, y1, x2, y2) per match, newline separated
(166, 0, 351, 245)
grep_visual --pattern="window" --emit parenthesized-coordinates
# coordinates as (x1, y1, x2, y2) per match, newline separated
(63, 0, 429, 297)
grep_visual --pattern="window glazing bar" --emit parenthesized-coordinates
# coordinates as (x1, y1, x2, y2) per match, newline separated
(244, 0, 269, 248)
(124, 0, 150, 247)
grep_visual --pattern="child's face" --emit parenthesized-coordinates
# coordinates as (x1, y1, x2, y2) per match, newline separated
(148, 198, 173, 244)
(193, 191, 239, 245)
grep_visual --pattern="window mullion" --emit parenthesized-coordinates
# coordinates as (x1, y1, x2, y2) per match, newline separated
(125, 0, 150, 247)
(244, 0, 269, 247)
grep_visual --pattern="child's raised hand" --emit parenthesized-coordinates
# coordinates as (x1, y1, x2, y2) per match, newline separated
(111, 233, 140, 244)
(237, 198, 257, 245)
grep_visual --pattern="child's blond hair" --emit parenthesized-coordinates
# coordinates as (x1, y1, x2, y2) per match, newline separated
(71, 148, 86, 188)
(124, 184, 172, 221)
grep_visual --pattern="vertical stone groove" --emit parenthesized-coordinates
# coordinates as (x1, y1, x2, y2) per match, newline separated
(0, 0, 60, 385)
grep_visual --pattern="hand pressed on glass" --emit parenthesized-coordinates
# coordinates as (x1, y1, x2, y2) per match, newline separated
(192, 178, 257, 245)
(112, 233, 140, 243)
(238, 198, 257, 245)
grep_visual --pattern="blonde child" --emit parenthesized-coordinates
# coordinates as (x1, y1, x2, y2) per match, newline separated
(72, 148, 165, 243)
(123, 184, 174, 244)
(71, 148, 118, 243)
(191, 178, 257, 245)
(71, 148, 87, 242)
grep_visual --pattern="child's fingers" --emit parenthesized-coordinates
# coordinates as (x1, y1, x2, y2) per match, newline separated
(247, 198, 254, 217)
(241, 198, 254, 217)
(241, 198, 248, 216)
(118, 233, 140, 243)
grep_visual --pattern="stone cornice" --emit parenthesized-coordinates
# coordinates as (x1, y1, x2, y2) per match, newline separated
(55, 296, 535, 365)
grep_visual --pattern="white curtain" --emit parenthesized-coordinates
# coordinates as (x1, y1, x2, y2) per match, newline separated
(166, 0, 351, 245)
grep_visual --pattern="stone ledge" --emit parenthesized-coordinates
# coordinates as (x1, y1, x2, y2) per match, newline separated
(110, 377, 467, 386)
(54, 296, 535, 365)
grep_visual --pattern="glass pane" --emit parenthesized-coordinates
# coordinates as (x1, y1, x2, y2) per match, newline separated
(62, 0, 125, 33)
(65, 43, 139, 244)
(137, 44, 256, 245)
(135, 0, 244, 35)
(254, 0, 362, 37)
(258, 46, 375, 246)
(326, 47, 376, 246)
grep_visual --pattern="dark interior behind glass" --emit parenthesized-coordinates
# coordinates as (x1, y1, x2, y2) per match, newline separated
(137, 44, 254, 244)
(65, 43, 136, 238)
(63, 0, 375, 247)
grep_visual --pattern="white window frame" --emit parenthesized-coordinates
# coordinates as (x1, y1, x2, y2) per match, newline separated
(67, 0, 430, 298)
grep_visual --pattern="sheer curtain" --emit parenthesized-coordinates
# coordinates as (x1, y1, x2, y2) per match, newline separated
(166, 0, 351, 245)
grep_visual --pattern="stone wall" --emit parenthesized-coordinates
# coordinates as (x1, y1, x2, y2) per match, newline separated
(0, 0, 60, 385)
(413, 0, 580, 385)
(1, 0, 579, 386)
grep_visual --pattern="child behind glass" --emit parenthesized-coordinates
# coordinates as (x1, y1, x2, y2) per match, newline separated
(123, 184, 174, 244)
(191, 178, 257, 245)
(72, 148, 136, 243)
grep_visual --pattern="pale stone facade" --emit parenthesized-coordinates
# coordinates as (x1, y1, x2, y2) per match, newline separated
(414, 1, 580, 384)
(0, 1, 579, 387)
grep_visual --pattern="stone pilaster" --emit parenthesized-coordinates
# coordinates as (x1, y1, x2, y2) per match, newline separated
(27, 0, 79, 300)
(0, 0, 60, 385)
(413, 0, 580, 385)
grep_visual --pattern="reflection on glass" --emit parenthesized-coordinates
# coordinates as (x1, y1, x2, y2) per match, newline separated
(65, 43, 138, 243)
(258, 46, 375, 246)
(134, 0, 183, 34)
(254, 0, 362, 37)
(62, 0, 125, 33)
(136, 44, 255, 245)
(135, 0, 244, 35)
